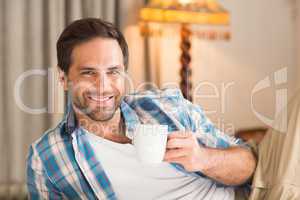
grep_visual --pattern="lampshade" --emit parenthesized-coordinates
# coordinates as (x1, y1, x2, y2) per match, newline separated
(140, 0, 230, 25)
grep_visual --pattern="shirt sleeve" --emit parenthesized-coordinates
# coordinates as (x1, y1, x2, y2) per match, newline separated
(183, 99, 248, 149)
(26, 145, 63, 200)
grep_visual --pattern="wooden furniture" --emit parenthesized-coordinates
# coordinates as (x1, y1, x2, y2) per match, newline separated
(235, 127, 268, 144)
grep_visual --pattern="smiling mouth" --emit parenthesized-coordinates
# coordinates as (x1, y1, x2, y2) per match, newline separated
(87, 95, 114, 103)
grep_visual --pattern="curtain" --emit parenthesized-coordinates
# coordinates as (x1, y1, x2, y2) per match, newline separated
(297, 0, 300, 90)
(0, 0, 119, 198)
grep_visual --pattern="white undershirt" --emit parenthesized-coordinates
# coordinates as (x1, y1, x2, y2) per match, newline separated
(86, 132, 234, 200)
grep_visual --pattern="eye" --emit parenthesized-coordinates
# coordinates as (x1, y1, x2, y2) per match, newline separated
(107, 69, 121, 75)
(80, 70, 96, 76)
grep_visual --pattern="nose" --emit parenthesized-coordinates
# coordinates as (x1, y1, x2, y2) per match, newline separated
(96, 71, 113, 94)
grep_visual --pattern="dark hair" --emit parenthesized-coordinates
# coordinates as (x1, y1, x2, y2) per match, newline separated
(56, 18, 129, 73)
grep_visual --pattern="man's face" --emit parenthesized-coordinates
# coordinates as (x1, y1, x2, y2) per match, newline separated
(62, 37, 126, 121)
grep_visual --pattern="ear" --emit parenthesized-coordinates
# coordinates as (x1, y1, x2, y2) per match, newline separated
(58, 67, 68, 91)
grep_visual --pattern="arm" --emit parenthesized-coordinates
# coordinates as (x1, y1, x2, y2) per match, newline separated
(164, 132, 256, 186)
(27, 145, 62, 200)
(197, 146, 256, 185)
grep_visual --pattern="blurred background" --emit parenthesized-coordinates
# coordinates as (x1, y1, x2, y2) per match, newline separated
(0, 0, 299, 199)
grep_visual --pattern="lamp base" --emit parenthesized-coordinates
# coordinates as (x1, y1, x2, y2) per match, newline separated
(180, 24, 193, 101)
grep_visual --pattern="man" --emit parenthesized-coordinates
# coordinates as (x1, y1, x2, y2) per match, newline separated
(26, 18, 256, 200)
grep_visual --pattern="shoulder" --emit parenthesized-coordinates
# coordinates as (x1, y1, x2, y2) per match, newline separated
(27, 121, 70, 164)
(124, 88, 185, 107)
(123, 88, 198, 130)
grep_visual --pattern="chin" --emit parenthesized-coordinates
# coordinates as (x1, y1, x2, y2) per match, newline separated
(73, 95, 122, 121)
(88, 108, 117, 122)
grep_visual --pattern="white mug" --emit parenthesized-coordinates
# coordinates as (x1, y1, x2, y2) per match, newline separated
(133, 124, 168, 164)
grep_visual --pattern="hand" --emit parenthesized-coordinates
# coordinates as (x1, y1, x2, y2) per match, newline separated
(164, 131, 205, 172)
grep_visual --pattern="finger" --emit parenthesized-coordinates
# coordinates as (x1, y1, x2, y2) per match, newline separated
(164, 156, 186, 165)
(164, 149, 189, 160)
(168, 131, 192, 139)
(167, 138, 191, 149)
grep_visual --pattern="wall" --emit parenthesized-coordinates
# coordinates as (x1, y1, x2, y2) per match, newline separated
(125, 0, 299, 134)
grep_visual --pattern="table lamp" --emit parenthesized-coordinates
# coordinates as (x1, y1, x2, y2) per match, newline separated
(140, 0, 230, 101)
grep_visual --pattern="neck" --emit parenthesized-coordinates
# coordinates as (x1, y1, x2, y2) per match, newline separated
(73, 106, 131, 144)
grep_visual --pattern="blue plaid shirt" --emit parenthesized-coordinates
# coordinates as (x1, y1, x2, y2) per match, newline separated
(26, 88, 245, 199)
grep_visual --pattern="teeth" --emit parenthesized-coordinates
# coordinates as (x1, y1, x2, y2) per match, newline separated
(90, 96, 111, 102)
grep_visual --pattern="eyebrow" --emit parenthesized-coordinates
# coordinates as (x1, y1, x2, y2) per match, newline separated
(78, 65, 123, 71)
(79, 67, 97, 71)
(106, 65, 123, 71)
